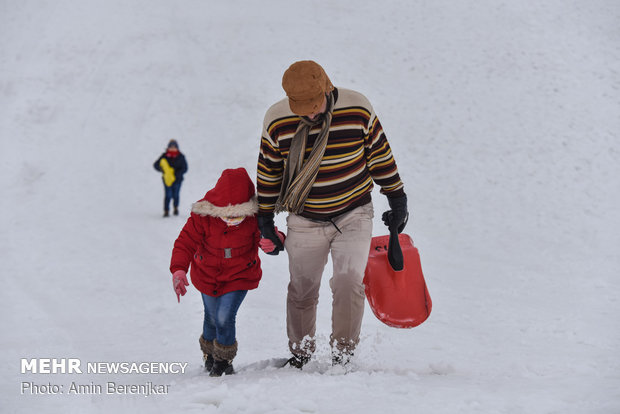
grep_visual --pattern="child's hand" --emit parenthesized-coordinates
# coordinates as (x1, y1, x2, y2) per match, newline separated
(259, 227, 286, 254)
(172, 270, 189, 303)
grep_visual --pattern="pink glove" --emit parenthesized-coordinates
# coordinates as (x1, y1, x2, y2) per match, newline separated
(259, 227, 286, 253)
(172, 270, 189, 303)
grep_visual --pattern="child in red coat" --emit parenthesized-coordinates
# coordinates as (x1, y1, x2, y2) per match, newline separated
(170, 167, 272, 376)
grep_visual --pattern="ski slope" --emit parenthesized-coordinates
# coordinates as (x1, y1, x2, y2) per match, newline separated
(2, 0, 619, 413)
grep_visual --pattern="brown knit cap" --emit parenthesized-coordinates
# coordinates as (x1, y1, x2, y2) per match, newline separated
(282, 60, 334, 116)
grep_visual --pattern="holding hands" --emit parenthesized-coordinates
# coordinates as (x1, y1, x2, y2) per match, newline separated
(257, 214, 285, 255)
(259, 226, 286, 254)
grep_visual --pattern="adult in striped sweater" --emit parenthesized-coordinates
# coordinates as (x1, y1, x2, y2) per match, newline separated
(257, 60, 409, 368)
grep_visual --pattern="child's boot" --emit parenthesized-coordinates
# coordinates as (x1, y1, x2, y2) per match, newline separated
(199, 336, 215, 372)
(210, 340, 237, 377)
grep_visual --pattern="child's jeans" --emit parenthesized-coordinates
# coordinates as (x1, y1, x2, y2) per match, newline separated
(164, 181, 182, 210)
(201, 290, 247, 346)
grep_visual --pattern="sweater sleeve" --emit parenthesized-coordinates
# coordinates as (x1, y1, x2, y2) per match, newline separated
(169, 214, 204, 273)
(256, 120, 284, 215)
(364, 110, 406, 199)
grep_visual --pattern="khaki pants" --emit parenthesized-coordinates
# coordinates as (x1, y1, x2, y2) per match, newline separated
(284, 203, 373, 357)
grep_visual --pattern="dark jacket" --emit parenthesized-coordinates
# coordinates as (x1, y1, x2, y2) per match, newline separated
(153, 152, 188, 183)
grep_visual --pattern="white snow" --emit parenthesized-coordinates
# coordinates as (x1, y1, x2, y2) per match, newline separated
(2, 0, 619, 413)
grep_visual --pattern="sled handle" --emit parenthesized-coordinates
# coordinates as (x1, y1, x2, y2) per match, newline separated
(387, 226, 404, 271)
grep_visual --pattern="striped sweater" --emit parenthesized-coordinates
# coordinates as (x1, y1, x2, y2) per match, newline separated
(257, 88, 405, 219)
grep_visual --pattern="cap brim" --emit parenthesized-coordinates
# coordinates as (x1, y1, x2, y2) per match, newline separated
(288, 93, 325, 116)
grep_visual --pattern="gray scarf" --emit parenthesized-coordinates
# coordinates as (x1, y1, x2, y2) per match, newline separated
(274, 93, 335, 214)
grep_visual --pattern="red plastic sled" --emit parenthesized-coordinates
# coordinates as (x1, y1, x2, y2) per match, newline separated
(363, 233, 432, 328)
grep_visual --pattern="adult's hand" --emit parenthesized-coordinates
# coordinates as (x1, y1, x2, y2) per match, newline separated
(257, 214, 284, 255)
(382, 195, 409, 233)
(259, 227, 286, 254)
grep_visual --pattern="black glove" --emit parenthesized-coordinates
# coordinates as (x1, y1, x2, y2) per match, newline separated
(382, 195, 408, 233)
(257, 214, 285, 255)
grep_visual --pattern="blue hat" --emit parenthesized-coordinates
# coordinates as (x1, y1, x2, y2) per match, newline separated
(167, 139, 179, 149)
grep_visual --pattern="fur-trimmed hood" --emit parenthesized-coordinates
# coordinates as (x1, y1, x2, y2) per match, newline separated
(192, 195, 258, 218)
(191, 168, 258, 218)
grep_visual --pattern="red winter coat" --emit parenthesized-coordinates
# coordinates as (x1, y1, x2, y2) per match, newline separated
(170, 168, 262, 296)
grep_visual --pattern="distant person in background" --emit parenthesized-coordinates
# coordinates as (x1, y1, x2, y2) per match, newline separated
(153, 139, 188, 217)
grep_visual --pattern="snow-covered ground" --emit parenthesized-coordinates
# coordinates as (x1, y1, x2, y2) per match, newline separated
(2, 0, 619, 413)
